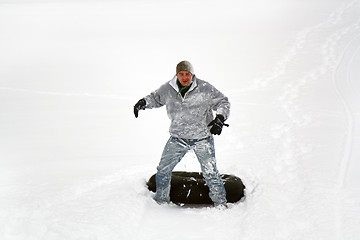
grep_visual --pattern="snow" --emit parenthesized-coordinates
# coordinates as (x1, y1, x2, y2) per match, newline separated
(1, 0, 360, 239)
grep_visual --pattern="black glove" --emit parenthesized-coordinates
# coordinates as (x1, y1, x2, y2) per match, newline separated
(208, 114, 228, 135)
(134, 98, 146, 118)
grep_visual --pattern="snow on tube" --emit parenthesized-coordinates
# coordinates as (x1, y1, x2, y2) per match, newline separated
(147, 171, 245, 205)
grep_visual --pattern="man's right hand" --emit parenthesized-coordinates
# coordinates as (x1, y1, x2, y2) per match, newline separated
(134, 99, 146, 118)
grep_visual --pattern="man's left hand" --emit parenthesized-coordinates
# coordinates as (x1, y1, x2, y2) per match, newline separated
(208, 114, 227, 135)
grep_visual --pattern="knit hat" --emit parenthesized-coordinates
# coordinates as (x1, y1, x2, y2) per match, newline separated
(176, 61, 194, 74)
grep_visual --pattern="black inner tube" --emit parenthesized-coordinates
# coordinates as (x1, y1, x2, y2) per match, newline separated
(147, 171, 245, 205)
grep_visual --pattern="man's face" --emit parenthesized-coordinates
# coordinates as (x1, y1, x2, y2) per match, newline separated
(177, 71, 193, 87)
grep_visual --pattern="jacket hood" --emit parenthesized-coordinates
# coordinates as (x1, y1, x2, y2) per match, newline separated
(169, 75, 198, 93)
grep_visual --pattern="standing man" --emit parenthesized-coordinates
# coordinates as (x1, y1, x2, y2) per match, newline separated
(134, 61, 230, 207)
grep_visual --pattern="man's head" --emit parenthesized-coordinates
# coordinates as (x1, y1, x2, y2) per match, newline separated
(176, 61, 194, 87)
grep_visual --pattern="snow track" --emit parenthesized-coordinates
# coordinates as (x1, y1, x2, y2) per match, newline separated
(272, 0, 360, 188)
(333, 30, 360, 188)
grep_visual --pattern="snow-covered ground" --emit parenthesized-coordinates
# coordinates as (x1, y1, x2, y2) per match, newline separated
(1, 0, 360, 239)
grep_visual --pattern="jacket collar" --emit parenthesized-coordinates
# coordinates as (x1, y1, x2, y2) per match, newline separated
(169, 75, 197, 93)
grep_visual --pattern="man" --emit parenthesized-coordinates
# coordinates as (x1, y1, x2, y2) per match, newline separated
(134, 61, 230, 207)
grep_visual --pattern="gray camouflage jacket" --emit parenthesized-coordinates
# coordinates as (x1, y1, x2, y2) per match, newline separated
(144, 75, 230, 139)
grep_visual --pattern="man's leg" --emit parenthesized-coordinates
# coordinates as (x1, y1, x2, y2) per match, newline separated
(193, 136, 227, 206)
(154, 137, 188, 203)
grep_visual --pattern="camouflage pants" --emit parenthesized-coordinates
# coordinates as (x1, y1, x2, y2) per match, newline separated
(154, 136, 227, 205)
